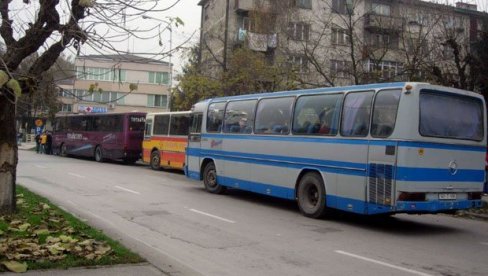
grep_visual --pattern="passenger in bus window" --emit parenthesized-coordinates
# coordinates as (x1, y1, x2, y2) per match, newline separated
(318, 109, 332, 135)
(238, 117, 251, 133)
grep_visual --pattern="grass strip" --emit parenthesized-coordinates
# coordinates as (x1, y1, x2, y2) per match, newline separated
(0, 185, 144, 272)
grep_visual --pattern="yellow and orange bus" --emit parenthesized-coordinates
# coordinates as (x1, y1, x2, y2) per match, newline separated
(143, 111, 190, 170)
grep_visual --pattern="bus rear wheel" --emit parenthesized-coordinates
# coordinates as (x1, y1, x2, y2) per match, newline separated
(150, 150, 161, 170)
(297, 172, 328, 219)
(203, 162, 226, 194)
(60, 144, 67, 157)
(95, 146, 104, 162)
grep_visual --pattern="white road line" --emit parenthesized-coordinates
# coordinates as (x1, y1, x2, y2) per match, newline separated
(481, 242, 488, 246)
(114, 185, 141, 195)
(68, 172, 85, 178)
(189, 209, 236, 224)
(35, 165, 48, 169)
(335, 250, 433, 276)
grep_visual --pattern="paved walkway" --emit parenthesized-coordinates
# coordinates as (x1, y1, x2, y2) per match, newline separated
(2, 263, 167, 276)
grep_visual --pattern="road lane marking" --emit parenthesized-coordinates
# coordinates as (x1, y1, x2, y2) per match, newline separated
(189, 209, 235, 224)
(35, 165, 48, 169)
(335, 250, 433, 276)
(114, 185, 140, 195)
(481, 242, 488, 246)
(68, 172, 85, 178)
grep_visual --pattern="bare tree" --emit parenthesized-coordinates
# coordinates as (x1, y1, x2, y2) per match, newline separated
(0, 0, 183, 214)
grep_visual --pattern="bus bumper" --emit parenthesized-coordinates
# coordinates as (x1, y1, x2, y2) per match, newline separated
(395, 199, 483, 214)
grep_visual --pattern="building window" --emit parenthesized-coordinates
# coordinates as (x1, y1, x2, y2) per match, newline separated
(330, 60, 351, 78)
(148, 72, 170, 85)
(147, 94, 167, 108)
(296, 0, 312, 9)
(58, 89, 74, 98)
(289, 55, 309, 73)
(369, 33, 396, 49)
(331, 27, 350, 45)
(367, 60, 403, 80)
(61, 104, 72, 112)
(76, 66, 126, 82)
(371, 3, 391, 16)
(288, 22, 310, 41)
(332, 0, 354, 15)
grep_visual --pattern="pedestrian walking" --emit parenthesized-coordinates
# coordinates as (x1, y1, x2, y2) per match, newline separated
(35, 133, 41, 153)
(46, 131, 53, 155)
(40, 131, 47, 154)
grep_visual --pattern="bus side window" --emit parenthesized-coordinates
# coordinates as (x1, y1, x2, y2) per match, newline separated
(255, 97, 294, 135)
(292, 93, 343, 136)
(341, 91, 374, 137)
(154, 115, 170, 135)
(207, 102, 226, 133)
(145, 119, 153, 137)
(223, 100, 256, 134)
(190, 113, 203, 134)
(371, 89, 401, 138)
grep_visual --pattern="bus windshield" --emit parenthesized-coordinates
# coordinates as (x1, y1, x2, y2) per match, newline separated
(419, 89, 483, 141)
(129, 115, 146, 132)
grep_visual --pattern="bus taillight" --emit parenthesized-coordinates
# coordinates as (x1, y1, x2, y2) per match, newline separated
(398, 192, 426, 202)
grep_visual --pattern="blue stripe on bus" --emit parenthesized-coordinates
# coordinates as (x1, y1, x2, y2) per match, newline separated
(200, 134, 486, 152)
(187, 170, 482, 214)
(211, 82, 406, 102)
(217, 175, 295, 200)
(187, 148, 484, 182)
(396, 167, 484, 182)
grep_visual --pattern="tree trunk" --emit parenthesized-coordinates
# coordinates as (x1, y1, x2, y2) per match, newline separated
(0, 91, 17, 214)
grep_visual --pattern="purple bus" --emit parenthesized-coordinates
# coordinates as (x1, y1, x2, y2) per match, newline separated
(53, 112, 146, 163)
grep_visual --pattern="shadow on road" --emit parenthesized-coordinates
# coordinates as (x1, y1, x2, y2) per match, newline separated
(196, 188, 459, 236)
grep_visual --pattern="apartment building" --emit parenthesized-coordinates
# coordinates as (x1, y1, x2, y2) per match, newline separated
(57, 54, 171, 114)
(198, 0, 487, 87)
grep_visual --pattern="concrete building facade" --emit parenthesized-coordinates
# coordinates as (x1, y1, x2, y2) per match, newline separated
(198, 0, 487, 87)
(57, 54, 171, 114)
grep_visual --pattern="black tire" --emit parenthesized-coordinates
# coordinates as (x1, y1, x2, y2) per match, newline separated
(60, 143, 68, 157)
(297, 172, 328, 218)
(150, 150, 160, 170)
(203, 162, 226, 194)
(94, 146, 104, 162)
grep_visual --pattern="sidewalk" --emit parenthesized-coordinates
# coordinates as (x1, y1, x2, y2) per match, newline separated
(2, 263, 167, 276)
(17, 142, 36, 151)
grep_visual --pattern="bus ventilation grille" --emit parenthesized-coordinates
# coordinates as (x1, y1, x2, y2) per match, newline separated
(368, 163, 393, 206)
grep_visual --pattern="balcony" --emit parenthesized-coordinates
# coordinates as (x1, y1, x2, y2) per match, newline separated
(365, 14, 404, 33)
(235, 0, 273, 14)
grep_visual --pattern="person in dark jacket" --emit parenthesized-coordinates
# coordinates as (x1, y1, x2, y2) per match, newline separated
(35, 133, 41, 153)
(46, 131, 53, 155)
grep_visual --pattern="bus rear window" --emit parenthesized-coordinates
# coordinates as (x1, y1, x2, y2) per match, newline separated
(419, 90, 483, 141)
(129, 115, 146, 132)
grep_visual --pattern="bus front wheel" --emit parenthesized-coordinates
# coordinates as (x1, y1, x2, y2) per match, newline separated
(297, 172, 328, 219)
(150, 150, 161, 170)
(60, 144, 67, 157)
(203, 162, 226, 194)
(95, 146, 104, 162)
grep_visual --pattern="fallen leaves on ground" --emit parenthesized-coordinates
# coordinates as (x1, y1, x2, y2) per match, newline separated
(0, 198, 113, 273)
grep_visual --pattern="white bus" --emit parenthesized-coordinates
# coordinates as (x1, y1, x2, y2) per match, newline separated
(185, 82, 486, 218)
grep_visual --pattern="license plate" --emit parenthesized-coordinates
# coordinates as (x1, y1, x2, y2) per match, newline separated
(439, 193, 457, 200)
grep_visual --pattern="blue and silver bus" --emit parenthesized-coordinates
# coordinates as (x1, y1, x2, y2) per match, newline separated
(185, 82, 486, 218)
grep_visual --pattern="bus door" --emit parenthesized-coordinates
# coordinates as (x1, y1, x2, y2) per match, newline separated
(366, 89, 402, 212)
(187, 112, 203, 178)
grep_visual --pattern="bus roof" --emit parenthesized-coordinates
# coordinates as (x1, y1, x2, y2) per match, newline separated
(55, 112, 147, 118)
(208, 82, 411, 103)
(146, 111, 191, 117)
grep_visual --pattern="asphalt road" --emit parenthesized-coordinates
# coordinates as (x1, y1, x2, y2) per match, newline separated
(17, 151, 488, 276)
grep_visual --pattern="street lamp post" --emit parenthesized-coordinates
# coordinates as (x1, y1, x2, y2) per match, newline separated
(142, 15, 172, 111)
